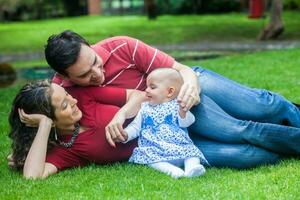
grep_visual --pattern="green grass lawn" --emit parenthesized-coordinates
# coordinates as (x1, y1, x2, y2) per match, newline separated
(0, 11, 300, 54)
(1, 48, 300, 199)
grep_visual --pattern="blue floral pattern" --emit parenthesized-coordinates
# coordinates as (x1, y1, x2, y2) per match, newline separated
(129, 99, 207, 164)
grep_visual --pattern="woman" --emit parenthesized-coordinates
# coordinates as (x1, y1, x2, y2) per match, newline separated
(8, 80, 145, 179)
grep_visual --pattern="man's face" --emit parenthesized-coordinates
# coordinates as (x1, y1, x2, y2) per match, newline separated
(65, 44, 105, 86)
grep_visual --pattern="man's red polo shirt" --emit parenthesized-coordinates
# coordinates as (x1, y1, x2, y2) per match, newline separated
(52, 36, 175, 90)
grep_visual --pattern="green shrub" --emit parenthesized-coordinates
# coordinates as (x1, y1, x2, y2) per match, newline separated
(155, 0, 241, 15)
(284, 0, 300, 10)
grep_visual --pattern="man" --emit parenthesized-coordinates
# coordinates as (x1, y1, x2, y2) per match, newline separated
(44, 30, 300, 169)
(46, 30, 200, 146)
(46, 30, 199, 109)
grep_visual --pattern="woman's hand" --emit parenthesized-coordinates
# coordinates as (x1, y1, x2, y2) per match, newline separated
(7, 154, 15, 169)
(177, 82, 200, 111)
(18, 108, 53, 127)
(105, 89, 144, 147)
(105, 112, 128, 147)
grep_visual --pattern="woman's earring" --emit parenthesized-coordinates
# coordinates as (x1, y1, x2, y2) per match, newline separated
(54, 126, 58, 141)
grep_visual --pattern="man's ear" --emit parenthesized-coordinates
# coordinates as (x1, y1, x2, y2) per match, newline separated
(167, 87, 176, 98)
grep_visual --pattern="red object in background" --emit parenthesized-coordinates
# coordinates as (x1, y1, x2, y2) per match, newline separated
(249, 0, 264, 18)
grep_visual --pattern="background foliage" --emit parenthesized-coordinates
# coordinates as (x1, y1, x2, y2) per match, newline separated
(1, 0, 300, 21)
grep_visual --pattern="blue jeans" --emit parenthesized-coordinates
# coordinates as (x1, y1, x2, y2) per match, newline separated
(189, 66, 300, 169)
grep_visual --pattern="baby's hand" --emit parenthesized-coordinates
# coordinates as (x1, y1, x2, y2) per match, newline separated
(122, 131, 128, 143)
(179, 105, 187, 119)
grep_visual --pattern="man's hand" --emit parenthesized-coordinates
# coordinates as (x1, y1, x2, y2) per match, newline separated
(177, 83, 200, 111)
(105, 112, 128, 147)
(172, 61, 200, 111)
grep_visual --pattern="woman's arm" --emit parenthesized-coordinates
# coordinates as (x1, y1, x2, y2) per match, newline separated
(120, 89, 146, 119)
(105, 89, 146, 147)
(19, 110, 58, 179)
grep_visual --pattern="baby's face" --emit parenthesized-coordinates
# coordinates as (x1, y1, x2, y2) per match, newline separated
(145, 75, 170, 106)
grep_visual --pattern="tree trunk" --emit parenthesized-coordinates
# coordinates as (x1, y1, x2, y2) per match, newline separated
(144, 0, 157, 20)
(87, 0, 101, 15)
(257, 0, 284, 40)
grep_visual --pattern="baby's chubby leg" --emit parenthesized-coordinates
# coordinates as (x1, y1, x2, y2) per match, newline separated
(184, 157, 206, 178)
(149, 162, 185, 179)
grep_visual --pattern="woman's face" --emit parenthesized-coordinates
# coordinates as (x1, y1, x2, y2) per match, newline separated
(50, 83, 82, 130)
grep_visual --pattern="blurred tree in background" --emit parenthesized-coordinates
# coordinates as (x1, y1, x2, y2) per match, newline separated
(0, 0, 299, 21)
(155, 0, 242, 15)
(0, 0, 87, 21)
(258, 0, 284, 40)
(0, 0, 64, 20)
(63, 0, 87, 16)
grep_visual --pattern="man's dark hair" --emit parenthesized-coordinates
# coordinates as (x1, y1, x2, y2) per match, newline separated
(45, 30, 90, 76)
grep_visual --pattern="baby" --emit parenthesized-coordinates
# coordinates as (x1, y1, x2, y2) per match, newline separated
(123, 68, 208, 178)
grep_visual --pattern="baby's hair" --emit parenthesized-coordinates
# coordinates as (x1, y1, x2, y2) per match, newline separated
(148, 68, 184, 99)
(149, 68, 184, 88)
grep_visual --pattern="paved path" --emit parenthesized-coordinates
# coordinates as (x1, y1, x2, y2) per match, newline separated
(1, 40, 300, 63)
(155, 40, 300, 51)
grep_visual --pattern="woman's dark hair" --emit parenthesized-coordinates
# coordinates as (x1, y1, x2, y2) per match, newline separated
(8, 80, 56, 170)
(44, 30, 90, 76)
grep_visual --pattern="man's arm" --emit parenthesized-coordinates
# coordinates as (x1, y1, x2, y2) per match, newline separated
(105, 89, 146, 147)
(172, 61, 200, 111)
